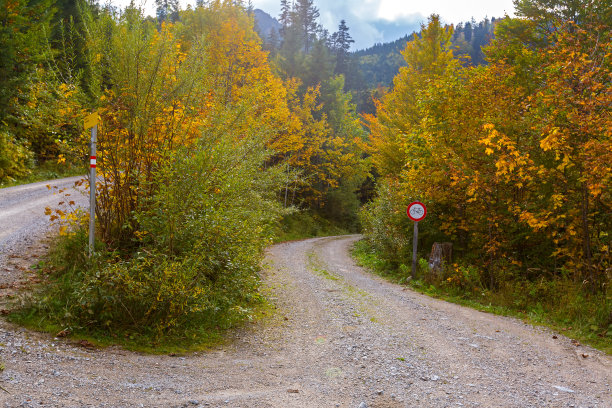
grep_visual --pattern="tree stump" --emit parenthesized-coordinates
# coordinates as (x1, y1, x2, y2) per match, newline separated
(428, 242, 453, 278)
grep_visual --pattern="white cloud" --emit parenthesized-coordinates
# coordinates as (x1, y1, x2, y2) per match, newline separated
(376, 0, 515, 23)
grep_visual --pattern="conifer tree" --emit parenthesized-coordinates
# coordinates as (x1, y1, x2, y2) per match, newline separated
(294, 0, 320, 52)
(331, 19, 354, 77)
(279, 0, 291, 31)
(155, 0, 180, 24)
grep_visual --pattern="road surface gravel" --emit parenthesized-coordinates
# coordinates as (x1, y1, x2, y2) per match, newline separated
(0, 177, 87, 287)
(0, 179, 610, 407)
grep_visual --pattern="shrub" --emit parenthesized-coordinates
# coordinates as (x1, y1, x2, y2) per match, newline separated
(0, 130, 32, 183)
(18, 105, 286, 342)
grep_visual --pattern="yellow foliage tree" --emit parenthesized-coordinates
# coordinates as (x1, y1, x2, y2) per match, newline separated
(363, 9, 610, 288)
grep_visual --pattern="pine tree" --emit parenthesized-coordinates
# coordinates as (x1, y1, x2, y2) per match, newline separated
(331, 19, 354, 77)
(279, 0, 291, 32)
(264, 28, 280, 57)
(294, 0, 320, 52)
(0, 0, 55, 131)
(155, 0, 179, 24)
(464, 21, 472, 42)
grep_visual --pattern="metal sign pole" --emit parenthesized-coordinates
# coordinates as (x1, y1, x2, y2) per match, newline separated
(412, 221, 418, 279)
(89, 125, 97, 257)
(407, 201, 427, 280)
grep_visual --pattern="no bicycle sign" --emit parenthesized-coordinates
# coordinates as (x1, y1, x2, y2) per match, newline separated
(407, 201, 427, 222)
(407, 201, 427, 279)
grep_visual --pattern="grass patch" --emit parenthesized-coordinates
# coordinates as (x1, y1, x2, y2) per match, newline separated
(351, 240, 409, 285)
(307, 251, 340, 281)
(9, 295, 275, 355)
(0, 161, 83, 189)
(352, 239, 612, 354)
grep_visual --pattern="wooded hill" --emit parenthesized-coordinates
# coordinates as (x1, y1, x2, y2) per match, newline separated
(354, 17, 499, 89)
(253, 9, 498, 112)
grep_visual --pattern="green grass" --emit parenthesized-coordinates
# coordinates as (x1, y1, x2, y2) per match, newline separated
(352, 239, 612, 354)
(0, 161, 83, 189)
(9, 298, 275, 355)
(307, 252, 340, 281)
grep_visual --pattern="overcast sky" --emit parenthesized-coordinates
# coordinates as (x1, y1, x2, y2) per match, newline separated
(109, 0, 516, 49)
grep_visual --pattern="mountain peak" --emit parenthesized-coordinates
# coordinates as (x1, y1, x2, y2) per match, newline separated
(254, 9, 281, 39)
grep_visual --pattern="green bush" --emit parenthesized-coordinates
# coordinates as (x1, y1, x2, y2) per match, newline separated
(359, 183, 412, 268)
(0, 130, 32, 183)
(15, 111, 286, 344)
(274, 210, 348, 242)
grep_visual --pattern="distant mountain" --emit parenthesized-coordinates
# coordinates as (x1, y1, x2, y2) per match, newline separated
(253, 9, 281, 40)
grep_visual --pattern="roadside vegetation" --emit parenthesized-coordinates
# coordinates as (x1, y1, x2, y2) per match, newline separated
(0, 161, 82, 189)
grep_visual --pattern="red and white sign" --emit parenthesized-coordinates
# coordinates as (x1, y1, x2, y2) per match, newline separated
(407, 201, 427, 222)
(90, 156, 97, 168)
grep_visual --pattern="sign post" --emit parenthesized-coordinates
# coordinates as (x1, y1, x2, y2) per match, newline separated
(407, 201, 427, 279)
(84, 111, 99, 258)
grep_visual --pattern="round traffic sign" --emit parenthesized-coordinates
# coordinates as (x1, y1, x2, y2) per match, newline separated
(407, 201, 427, 222)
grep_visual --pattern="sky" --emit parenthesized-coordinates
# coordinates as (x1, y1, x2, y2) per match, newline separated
(109, 0, 516, 50)
(252, 0, 516, 49)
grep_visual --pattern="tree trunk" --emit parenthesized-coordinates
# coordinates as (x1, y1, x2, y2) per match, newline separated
(428, 242, 453, 279)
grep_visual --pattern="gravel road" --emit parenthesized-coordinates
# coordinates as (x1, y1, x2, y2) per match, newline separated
(0, 177, 88, 287)
(0, 183, 610, 407)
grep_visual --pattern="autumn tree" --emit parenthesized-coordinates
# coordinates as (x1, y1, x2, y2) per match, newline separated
(362, 2, 611, 294)
(28, 0, 293, 338)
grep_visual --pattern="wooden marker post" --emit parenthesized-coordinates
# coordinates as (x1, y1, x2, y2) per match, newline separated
(407, 201, 427, 279)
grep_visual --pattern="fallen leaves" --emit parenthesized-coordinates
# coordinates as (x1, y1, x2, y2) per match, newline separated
(76, 339, 95, 349)
(55, 329, 70, 338)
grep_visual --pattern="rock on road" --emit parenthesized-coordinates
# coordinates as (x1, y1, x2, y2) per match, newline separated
(0, 181, 610, 407)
